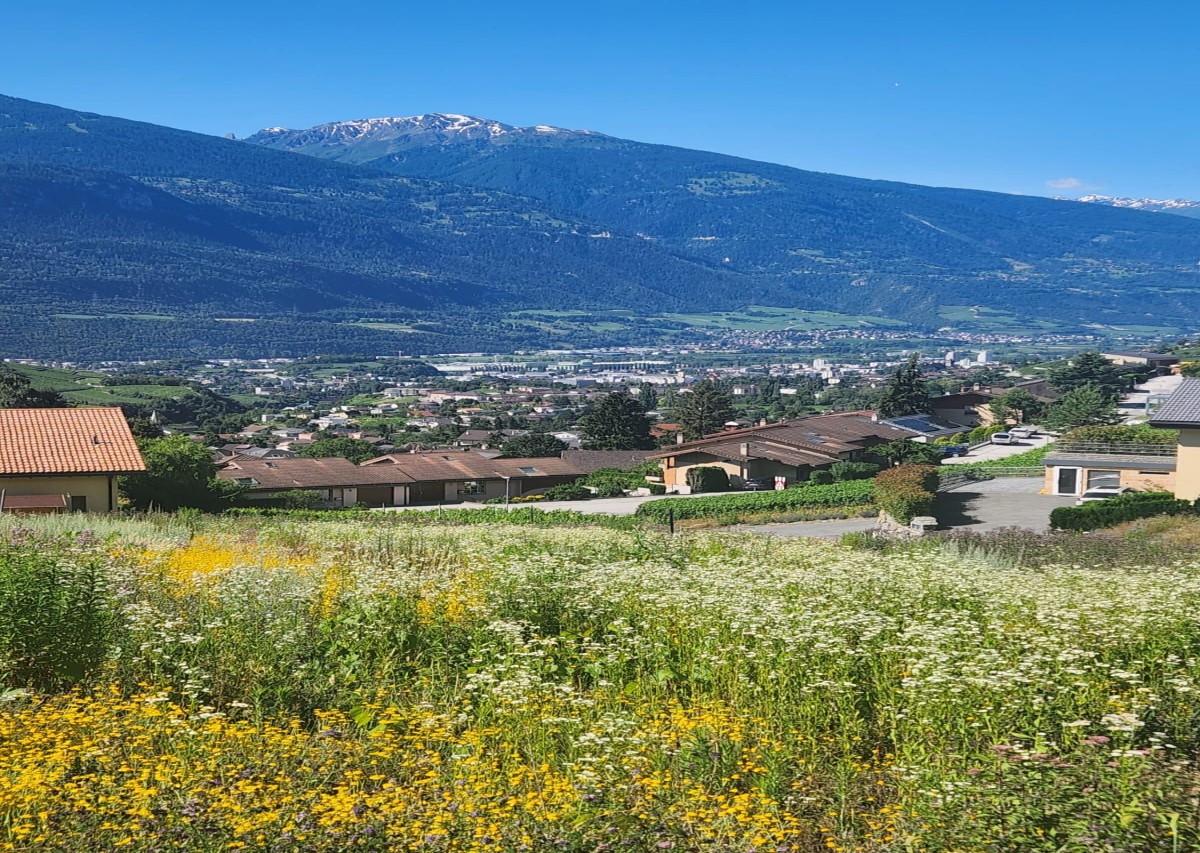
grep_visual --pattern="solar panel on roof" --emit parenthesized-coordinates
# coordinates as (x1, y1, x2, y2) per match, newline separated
(891, 417, 940, 433)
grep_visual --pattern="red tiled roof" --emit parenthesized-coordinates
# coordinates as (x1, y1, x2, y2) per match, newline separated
(216, 458, 417, 489)
(0, 408, 145, 475)
(649, 412, 912, 461)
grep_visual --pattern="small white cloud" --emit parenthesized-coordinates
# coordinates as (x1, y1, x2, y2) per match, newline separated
(1046, 176, 1096, 191)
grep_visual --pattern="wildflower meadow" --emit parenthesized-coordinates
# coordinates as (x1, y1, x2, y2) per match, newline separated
(1, 512, 1199, 851)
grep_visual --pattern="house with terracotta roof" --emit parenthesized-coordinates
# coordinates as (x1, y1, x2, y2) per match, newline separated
(361, 451, 583, 504)
(215, 457, 415, 508)
(649, 412, 916, 491)
(0, 407, 145, 513)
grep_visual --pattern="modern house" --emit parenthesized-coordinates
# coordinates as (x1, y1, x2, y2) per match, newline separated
(0, 407, 145, 513)
(1041, 441, 1176, 499)
(650, 412, 916, 491)
(1149, 378, 1200, 499)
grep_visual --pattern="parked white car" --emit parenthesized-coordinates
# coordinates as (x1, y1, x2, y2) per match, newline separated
(1008, 427, 1035, 439)
(990, 432, 1015, 445)
(1076, 487, 1130, 505)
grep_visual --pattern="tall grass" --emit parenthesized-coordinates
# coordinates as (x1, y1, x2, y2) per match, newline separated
(0, 515, 1198, 850)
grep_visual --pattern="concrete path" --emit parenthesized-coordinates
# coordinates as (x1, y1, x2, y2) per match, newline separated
(741, 478, 1071, 539)
(941, 433, 1053, 465)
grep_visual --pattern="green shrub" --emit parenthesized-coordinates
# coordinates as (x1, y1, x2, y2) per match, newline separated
(829, 461, 880, 481)
(279, 489, 324, 510)
(1062, 425, 1178, 445)
(635, 479, 873, 523)
(543, 482, 592, 501)
(1049, 491, 1195, 532)
(967, 424, 1007, 444)
(874, 464, 939, 523)
(808, 470, 835, 486)
(686, 466, 731, 493)
(0, 542, 121, 690)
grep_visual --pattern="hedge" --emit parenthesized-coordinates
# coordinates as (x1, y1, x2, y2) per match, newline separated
(829, 461, 880, 481)
(224, 506, 640, 530)
(1049, 491, 1197, 532)
(873, 464, 939, 523)
(635, 479, 874, 523)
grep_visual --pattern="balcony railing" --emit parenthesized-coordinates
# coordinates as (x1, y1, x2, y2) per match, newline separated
(1052, 441, 1177, 457)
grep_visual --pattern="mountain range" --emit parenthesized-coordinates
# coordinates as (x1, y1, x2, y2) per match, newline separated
(2, 94, 1200, 358)
(1077, 194, 1200, 219)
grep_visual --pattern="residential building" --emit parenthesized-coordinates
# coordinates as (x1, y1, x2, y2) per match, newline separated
(929, 391, 996, 428)
(1149, 378, 1200, 499)
(0, 407, 145, 513)
(1041, 441, 1176, 499)
(361, 451, 583, 504)
(216, 457, 413, 508)
(650, 412, 915, 491)
(1102, 352, 1181, 374)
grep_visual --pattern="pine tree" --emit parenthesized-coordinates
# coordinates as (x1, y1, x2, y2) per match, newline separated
(675, 381, 735, 440)
(577, 393, 654, 450)
(1044, 384, 1121, 430)
(1049, 352, 1129, 401)
(876, 354, 931, 418)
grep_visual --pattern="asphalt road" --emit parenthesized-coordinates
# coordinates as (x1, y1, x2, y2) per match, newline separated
(940, 433, 1053, 465)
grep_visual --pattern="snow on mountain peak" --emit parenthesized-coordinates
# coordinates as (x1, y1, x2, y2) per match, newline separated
(1078, 194, 1200, 217)
(245, 113, 602, 153)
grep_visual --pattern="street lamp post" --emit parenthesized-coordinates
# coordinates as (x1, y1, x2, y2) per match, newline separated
(502, 475, 511, 508)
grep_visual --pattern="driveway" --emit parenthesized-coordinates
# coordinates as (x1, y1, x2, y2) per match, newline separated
(742, 478, 1072, 540)
(941, 433, 1053, 465)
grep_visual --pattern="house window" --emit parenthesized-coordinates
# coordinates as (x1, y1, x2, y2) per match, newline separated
(458, 481, 483, 495)
(69, 496, 87, 512)
(1086, 470, 1121, 490)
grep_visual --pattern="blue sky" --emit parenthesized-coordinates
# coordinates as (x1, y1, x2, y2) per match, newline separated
(3, 0, 1198, 198)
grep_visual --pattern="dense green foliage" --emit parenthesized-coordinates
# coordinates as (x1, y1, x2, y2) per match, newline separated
(0, 367, 67, 408)
(1045, 384, 1122, 430)
(576, 393, 654, 450)
(120, 436, 242, 511)
(829, 460, 881, 481)
(989, 387, 1045, 423)
(1061, 424, 1178, 444)
(674, 381, 736, 440)
(498, 432, 568, 458)
(1050, 491, 1197, 532)
(635, 479, 874, 522)
(874, 464, 939, 523)
(1049, 351, 1132, 400)
(298, 437, 381, 464)
(541, 482, 593, 501)
(877, 354, 931, 418)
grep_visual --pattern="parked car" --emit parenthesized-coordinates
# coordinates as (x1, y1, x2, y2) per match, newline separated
(1008, 427, 1035, 439)
(990, 432, 1015, 445)
(1076, 487, 1130, 505)
(742, 477, 776, 491)
(939, 444, 970, 457)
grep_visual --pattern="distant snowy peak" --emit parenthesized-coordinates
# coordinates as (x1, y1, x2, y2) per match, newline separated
(245, 113, 604, 158)
(1078, 194, 1200, 219)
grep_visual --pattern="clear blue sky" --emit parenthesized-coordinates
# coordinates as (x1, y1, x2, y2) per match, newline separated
(4, 0, 1198, 199)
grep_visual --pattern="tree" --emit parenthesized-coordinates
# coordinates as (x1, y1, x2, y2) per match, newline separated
(877, 354, 931, 418)
(1044, 384, 1121, 430)
(577, 393, 655, 450)
(0, 367, 68, 408)
(872, 439, 944, 467)
(1049, 352, 1129, 401)
(500, 432, 568, 458)
(120, 435, 240, 511)
(989, 388, 1045, 425)
(675, 381, 735, 440)
(637, 383, 658, 412)
(299, 437, 380, 465)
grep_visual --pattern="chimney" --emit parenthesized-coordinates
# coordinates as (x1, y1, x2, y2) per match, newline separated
(676, 433, 684, 445)
(758, 418, 767, 427)
(740, 442, 750, 457)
